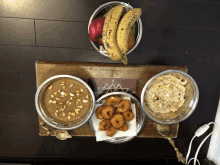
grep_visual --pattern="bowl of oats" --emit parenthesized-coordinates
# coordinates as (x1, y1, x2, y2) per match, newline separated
(35, 75, 95, 130)
(141, 70, 199, 125)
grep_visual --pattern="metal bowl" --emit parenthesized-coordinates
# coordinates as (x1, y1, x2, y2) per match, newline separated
(89, 92, 146, 144)
(35, 75, 95, 130)
(88, 1, 143, 57)
(141, 70, 199, 125)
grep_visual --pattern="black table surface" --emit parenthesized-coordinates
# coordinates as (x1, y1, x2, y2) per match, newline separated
(0, 0, 219, 164)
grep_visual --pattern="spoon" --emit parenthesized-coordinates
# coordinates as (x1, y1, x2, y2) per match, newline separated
(39, 121, 72, 140)
(55, 130, 72, 140)
(154, 123, 185, 164)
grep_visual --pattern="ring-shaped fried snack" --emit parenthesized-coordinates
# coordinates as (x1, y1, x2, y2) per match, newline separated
(123, 109, 134, 122)
(110, 114, 125, 128)
(96, 105, 106, 119)
(115, 108, 121, 114)
(101, 106, 115, 120)
(99, 120, 111, 131)
(118, 123, 129, 132)
(106, 126, 117, 137)
(105, 96, 122, 106)
(117, 99, 131, 113)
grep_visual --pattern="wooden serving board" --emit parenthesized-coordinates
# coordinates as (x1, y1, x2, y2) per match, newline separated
(35, 61, 188, 138)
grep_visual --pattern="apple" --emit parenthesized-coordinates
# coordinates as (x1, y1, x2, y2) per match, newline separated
(89, 17, 105, 45)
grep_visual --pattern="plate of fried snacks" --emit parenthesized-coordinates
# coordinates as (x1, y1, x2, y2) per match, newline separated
(89, 92, 146, 143)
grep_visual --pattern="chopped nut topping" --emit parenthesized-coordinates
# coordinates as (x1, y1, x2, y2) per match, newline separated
(59, 108, 63, 111)
(54, 92, 57, 95)
(58, 90, 61, 93)
(49, 100, 52, 104)
(70, 97, 73, 100)
(59, 102, 63, 105)
(76, 101, 79, 104)
(60, 84, 64, 86)
(51, 95, 54, 98)
(70, 93, 74, 97)
(111, 96, 115, 99)
(68, 112, 72, 116)
(61, 95, 65, 98)
(62, 81, 66, 84)
(63, 86, 66, 89)
(67, 116, 71, 119)
(77, 99, 81, 102)
(52, 101, 57, 104)
(56, 98, 60, 100)
(69, 84, 73, 87)
(80, 88, 83, 92)
(56, 110, 59, 113)
(65, 93, 67, 96)
(78, 117, 80, 119)
(62, 112, 65, 116)
(64, 105, 66, 109)
(78, 105, 83, 108)
(62, 108, 65, 112)
(66, 101, 69, 104)
(69, 102, 72, 105)
(55, 112, 58, 116)
(77, 93, 79, 96)
(86, 95, 89, 98)
(76, 90, 80, 93)
(48, 85, 53, 90)
(60, 91, 65, 96)
(71, 112, 75, 116)
(83, 99, 88, 103)
(75, 109, 80, 114)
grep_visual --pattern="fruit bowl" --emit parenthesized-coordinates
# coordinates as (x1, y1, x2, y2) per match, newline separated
(88, 1, 143, 58)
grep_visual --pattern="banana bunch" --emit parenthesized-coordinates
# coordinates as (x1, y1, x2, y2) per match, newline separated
(102, 6, 142, 65)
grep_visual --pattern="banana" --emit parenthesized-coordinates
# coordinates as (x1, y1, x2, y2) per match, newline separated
(117, 8, 142, 58)
(103, 5, 127, 64)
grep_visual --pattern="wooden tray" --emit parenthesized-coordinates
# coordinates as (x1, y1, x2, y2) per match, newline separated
(36, 61, 188, 138)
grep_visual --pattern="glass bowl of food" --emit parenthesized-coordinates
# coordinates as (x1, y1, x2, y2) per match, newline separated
(35, 75, 95, 130)
(89, 92, 146, 143)
(88, 1, 143, 57)
(141, 70, 199, 125)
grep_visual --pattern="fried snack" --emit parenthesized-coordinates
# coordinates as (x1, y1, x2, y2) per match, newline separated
(115, 108, 121, 114)
(117, 99, 131, 113)
(105, 96, 122, 106)
(96, 105, 106, 119)
(110, 114, 125, 128)
(118, 123, 129, 132)
(99, 120, 111, 131)
(123, 109, 134, 122)
(106, 126, 117, 137)
(101, 106, 115, 120)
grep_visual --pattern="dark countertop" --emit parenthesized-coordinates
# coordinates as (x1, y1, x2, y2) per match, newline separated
(0, 0, 219, 164)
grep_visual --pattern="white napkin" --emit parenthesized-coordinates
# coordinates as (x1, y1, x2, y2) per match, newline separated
(91, 97, 137, 142)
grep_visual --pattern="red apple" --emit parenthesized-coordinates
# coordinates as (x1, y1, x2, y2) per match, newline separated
(89, 17, 105, 44)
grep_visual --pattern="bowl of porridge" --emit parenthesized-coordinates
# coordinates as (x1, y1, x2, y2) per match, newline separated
(35, 75, 95, 130)
(140, 70, 199, 125)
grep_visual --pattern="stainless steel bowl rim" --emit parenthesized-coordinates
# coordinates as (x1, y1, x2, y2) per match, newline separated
(89, 92, 146, 144)
(35, 75, 96, 130)
(88, 1, 143, 57)
(140, 70, 199, 125)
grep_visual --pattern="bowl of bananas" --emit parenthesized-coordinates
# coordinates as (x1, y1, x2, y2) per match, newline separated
(88, 1, 143, 65)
